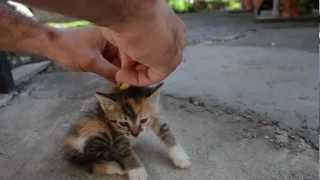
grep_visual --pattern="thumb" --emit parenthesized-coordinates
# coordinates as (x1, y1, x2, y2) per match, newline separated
(116, 67, 165, 86)
(116, 69, 140, 86)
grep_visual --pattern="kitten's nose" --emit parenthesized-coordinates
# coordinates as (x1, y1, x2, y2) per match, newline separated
(132, 132, 139, 137)
(131, 126, 142, 137)
(131, 128, 141, 137)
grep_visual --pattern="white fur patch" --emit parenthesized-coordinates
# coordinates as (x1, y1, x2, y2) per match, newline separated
(71, 137, 87, 153)
(128, 167, 148, 180)
(169, 144, 191, 168)
(105, 161, 125, 175)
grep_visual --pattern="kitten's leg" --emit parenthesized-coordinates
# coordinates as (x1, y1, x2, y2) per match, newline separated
(151, 117, 191, 168)
(112, 135, 148, 180)
(81, 135, 126, 175)
(64, 133, 125, 176)
(92, 161, 124, 175)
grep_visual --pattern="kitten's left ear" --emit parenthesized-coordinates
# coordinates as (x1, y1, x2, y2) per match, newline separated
(146, 83, 163, 104)
(95, 92, 117, 112)
(147, 83, 163, 97)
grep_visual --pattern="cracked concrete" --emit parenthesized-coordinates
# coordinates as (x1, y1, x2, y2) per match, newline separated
(167, 44, 318, 148)
(177, 12, 318, 147)
(0, 72, 318, 180)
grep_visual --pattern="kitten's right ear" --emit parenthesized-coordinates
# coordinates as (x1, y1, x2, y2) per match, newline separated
(95, 92, 117, 112)
(146, 83, 163, 106)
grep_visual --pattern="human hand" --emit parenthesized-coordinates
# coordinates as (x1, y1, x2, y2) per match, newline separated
(100, 0, 186, 86)
(46, 27, 120, 82)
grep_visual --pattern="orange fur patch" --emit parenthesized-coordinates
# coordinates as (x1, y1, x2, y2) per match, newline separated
(127, 98, 144, 114)
(93, 162, 109, 175)
(78, 119, 109, 137)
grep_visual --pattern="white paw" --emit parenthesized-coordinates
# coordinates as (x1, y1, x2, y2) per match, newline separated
(169, 144, 191, 168)
(128, 167, 148, 180)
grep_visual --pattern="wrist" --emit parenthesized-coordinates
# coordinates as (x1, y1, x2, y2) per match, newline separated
(105, 0, 172, 48)
(106, 0, 160, 33)
(17, 25, 60, 59)
(38, 27, 61, 60)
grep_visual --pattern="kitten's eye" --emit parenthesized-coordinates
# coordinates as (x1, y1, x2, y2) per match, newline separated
(141, 118, 148, 124)
(119, 122, 129, 127)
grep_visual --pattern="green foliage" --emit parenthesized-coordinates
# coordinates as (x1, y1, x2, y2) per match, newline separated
(47, 21, 91, 28)
(295, 0, 318, 15)
(167, 0, 194, 12)
(227, 0, 241, 10)
(167, 0, 241, 12)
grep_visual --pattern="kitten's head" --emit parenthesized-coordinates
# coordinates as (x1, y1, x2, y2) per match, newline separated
(96, 83, 163, 137)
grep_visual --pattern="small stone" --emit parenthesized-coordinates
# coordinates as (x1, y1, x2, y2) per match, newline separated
(288, 135, 296, 140)
(188, 97, 195, 104)
(271, 121, 279, 125)
(193, 101, 200, 105)
(251, 133, 257, 138)
(275, 134, 289, 144)
(274, 129, 283, 135)
(264, 136, 270, 139)
(20, 92, 29, 97)
(234, 116, 241, 121)
(298, 139, 308, 149)
(259, 120, 268, 125)
(179, 104, 186, 109)
(188, 97, 204, 106)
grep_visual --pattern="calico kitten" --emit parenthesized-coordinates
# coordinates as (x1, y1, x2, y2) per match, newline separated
(63, 84, 191, 180)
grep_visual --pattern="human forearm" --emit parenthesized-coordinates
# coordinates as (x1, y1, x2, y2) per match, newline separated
(17, 0, 157, 32)
(0, 5, 119, 81)
(3, 0, 186, 86)
(0, 5, 57, 57)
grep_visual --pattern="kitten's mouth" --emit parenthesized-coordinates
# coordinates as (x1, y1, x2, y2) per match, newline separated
(128, 127, 144, 137)
(131, 131, 140, 137)
(125, 132, 139, 137)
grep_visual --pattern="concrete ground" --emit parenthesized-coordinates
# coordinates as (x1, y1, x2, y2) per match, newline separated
(0, 12, 318, 180)
(174, 12, 318, 147)
(0, 73, 318, 180)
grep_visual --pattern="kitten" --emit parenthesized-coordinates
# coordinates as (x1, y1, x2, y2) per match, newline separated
(63, 84, 191, 180)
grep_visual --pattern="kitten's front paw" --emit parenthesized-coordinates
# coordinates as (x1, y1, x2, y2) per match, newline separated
(128, 167, 148, 180)
(169, 144, 191, 168)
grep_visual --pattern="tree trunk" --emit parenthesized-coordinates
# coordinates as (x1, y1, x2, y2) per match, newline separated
(0, 51, 15, 93)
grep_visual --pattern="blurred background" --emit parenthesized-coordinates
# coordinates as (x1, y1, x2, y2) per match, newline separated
(3, 0, 318, 71)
